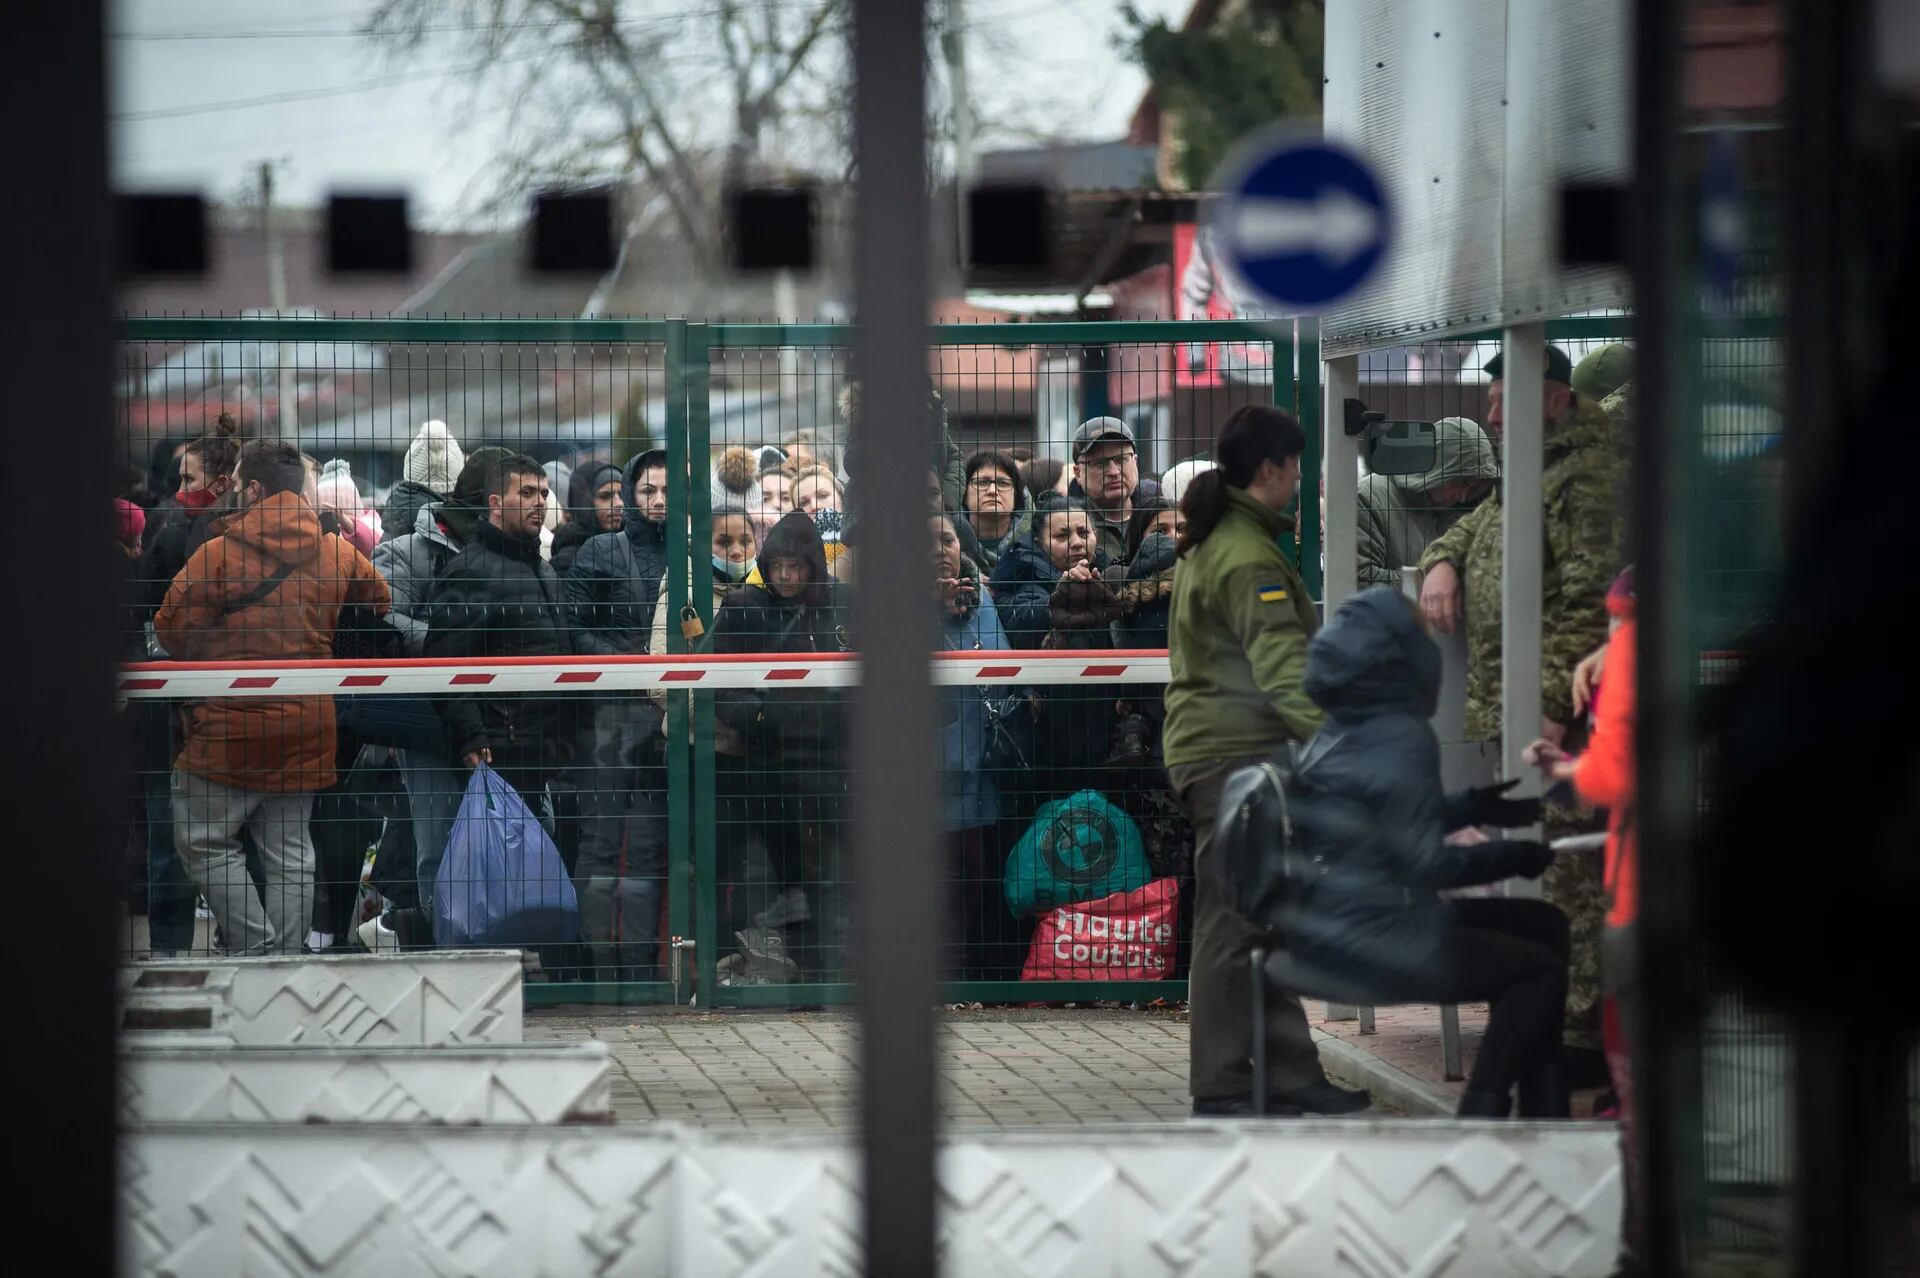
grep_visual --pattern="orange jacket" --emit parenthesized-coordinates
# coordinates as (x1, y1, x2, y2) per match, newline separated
(1572, 615, 1637, 929)
(154, 491, 391, 792)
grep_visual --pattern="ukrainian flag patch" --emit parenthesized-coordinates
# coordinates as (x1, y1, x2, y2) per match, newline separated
(1256, 584, 1289, 603)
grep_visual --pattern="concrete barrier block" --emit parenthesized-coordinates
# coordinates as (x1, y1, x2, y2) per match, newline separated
(123, 1121, 1622, 1276)
(121, 1042, 612, 1125)
(120, 951, 523, 1046)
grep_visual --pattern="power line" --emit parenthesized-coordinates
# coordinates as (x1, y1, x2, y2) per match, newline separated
(114, 39, 722, 124)
(112, 58, 532, 122)
(111, 1, 834, 41)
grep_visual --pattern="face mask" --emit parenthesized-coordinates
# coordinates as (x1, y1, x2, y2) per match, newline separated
(713, 554, 750, 582)
(176, 484, 220, 510)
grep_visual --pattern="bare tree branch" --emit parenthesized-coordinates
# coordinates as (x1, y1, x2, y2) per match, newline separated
(366, 0, 853, 261)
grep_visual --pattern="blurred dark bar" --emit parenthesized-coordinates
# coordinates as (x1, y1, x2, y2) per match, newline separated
(1628, 0, 1690, 1272)
(851, 0, 939, 1275)
(1, 1, 120, 1266)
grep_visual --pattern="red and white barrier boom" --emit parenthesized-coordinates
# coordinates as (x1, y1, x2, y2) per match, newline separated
(117, 650, 1172, 699)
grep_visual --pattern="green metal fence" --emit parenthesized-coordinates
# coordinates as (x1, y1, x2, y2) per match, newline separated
(117, 315, 1310, 1009)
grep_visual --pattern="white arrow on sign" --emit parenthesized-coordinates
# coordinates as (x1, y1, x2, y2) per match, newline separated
(1228, 188, 1381, 267)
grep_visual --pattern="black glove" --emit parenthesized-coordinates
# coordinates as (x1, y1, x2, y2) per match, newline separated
(1484, 838, 1554, 880)
(1467, 778, 1542, 829)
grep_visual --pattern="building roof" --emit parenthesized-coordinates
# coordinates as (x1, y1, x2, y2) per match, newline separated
(977, 141, 1160, 193)
(122, 215, 482, 317)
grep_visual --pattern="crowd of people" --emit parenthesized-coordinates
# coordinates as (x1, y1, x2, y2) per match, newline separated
(118, 344, 1645, 1145)
(119, 392, 1217, 984)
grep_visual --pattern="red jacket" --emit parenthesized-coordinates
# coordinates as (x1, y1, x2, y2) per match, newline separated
(1572, 613, 1637, 930)
(154, 491, 390, 792)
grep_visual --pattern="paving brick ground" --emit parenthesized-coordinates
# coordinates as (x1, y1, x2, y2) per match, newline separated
(529, 1006, 1199, 1129)
(527, 1003, 1457, 1129)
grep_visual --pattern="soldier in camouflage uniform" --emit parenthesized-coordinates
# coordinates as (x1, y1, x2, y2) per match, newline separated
(1418, 346, 1627, 1056)
(1571, 343, 1633, 405)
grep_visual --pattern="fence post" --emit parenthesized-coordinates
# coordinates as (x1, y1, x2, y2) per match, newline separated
(1498, 324, 1547, 897)
(1321, 351, 1361, 617)
(681, 323, 721, 1003)
(1294, 318, 1322, 598)
(663, 320, 696, 1001)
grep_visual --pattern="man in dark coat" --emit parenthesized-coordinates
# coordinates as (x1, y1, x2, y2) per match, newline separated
(371, 447, 510, 919)
(421, 455, 575, 811)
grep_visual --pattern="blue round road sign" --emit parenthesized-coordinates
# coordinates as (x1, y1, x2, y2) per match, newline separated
(1213, 133, 1391, 312)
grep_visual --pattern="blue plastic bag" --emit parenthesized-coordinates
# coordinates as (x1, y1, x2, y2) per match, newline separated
(433, 765, 580, 946)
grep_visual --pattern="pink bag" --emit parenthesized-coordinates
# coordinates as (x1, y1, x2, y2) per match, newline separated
(1021, 878, 1180, 981)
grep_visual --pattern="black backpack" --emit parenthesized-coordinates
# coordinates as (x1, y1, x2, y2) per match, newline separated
(1212, 748, 1329, 934)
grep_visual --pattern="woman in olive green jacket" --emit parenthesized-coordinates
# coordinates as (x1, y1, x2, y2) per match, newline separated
(1164, 405, 1370, 1118)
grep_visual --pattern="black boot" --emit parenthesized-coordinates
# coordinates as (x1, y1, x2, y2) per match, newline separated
(1456, 1088, 1512, 1118)
(1517, 1061, 1572, 1118)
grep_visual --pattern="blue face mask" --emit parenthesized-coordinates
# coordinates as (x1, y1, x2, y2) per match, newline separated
(713, 554, 750, 582)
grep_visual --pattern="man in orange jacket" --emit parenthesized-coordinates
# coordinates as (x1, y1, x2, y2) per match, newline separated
(155, 440, 391, 954)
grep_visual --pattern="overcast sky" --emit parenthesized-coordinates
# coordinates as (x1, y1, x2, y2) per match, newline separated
(111, 0, 1189, 230)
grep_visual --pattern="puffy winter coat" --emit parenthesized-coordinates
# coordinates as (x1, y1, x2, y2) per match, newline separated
(709, 512, 851, 770)
(420, 518, 574, 761)
(379, 480, 441, 547)
(1285, 587, 1552, 980)
(370, 501, 464, 656)
(154, 491, 391, 791)
(1107, 530, 1176, 649)
(564, 514, 669, 656)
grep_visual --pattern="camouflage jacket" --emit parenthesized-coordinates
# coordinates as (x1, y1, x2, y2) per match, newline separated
(1417, 397, 1626, 741)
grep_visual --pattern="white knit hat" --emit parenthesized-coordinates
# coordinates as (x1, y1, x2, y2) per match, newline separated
(403, 419, 464, 493)
(1159, 457, 1218, 506)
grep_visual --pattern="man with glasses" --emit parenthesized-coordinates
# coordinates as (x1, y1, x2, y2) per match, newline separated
(1071, 417, 1146, 565)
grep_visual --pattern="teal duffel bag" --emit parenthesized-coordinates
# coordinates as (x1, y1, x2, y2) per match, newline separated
(1003, 790, 1150, 916)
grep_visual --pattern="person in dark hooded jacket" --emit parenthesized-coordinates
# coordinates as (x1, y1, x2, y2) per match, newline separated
(988, 494, 1124, 803)
(560, 448, 672, 978)
(709, 511, 852, 977)
(1109, 495, 1179, 649)
(551, 461, 626, 575)
(1289, 586, 1569, 1117)
(565, 449, 669, 656)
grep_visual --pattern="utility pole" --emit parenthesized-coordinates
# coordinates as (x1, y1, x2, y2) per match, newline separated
(258, 160, 297, 442)
(943, 0, 974, 269)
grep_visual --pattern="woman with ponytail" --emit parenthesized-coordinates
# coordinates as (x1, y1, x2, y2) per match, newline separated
(1163, 405, 1370, 1118)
